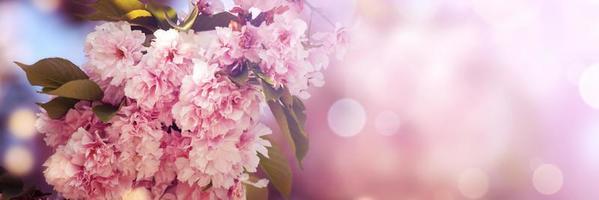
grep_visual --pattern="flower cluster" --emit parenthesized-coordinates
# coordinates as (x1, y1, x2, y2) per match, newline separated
(36, 0, 346, 199)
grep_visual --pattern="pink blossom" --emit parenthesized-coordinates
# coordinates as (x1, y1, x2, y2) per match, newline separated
(234, 0, 283, 11)
(172, 59, 262, 137)
(84, 22, 145, 86)
(173, 123, 271, 192)
(333, 25, 351, 59)
(124, 30, 204, 122)
(43, 128, 133, 199)
(231, 25, 262, 62)
(87, 66, 125, 105)
(207, 26, 261, 65)
(187, 135, 242, 189)
(209, 27, 240, 66)
(311, 24, 350, 60)
(256, 12, 321, 98)
(258, 13, 306, 51)
(107, 105, 164, 181)
(124, 69, 176, 124)
(147, 30, 203, 78)
(286, 0, 305, 12)
(151, 132, 191, 197)
(38, 4, 342, 197)
(174, 181, 246, 200)
(238, 123, 272, 172)
(35, 101, 105, 148)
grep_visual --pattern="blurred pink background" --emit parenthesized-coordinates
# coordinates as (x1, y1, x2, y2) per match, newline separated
(2, 0, 599, 199)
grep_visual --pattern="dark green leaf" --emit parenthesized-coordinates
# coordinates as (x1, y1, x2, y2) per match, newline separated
(259, 142, 292, 199)
(280, 89, 293, 107)
(93, 104, 119, 123)
(38, 97, 79, 119)
(192, 12, 239, 32)
(82, 0, 146, 21)
(267, 101, 295, 159)
(261, 81, 283, 101)
(283, 107, 309, 167)
(146, 0, 178, 29)
(267, 100, 309, 167)
(230, 63, 250, 86)
(142, 32, 157, 46)
(129, 16, 160, 33)
(292, 96, 306, 126)
(41, 87, 54, 93)
(255, 70, 275, 86)
(15, 58, 88, 88)
(245, 176, 269, 200)
(44, 79, 104, 101)
(0, 174, 24, 199)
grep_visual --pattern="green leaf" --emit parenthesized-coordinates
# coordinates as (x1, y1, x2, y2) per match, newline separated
(261, 81, 283, 101)
(41, 87, 55, 93)
(93, 104, 119, 123)
(267, 100, 309, 167)
(267, 100, 295, 158)
(259, 142, 292, 199)
(0, 174, 24, 199)
(179, 6, 199, 31)
(146, 0, 178, 29)
(38, 97, 79, 119)
(44, 79, 104, 101)
(280, 89, 293, 107)
(166, 5, 199, 31)
(229, 63, 250, 86)
(192, 12, 239, 32)
(292, 96, 306, 126)
(15, 58, 88, 89)
(245, 177, 269, 200)
(82, 0, 146, 21)
(125, 9, 152, 19)
(283, 107, 309, 167)
(250, 64, 276, 86)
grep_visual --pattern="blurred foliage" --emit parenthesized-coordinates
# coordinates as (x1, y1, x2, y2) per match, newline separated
(0, 167, 50, 200)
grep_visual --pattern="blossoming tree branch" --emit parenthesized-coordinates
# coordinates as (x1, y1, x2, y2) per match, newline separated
(10, 0, 347, 199)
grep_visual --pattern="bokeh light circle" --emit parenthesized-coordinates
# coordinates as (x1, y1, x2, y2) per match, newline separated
(457, 168, 489, 199)
(8, 108, 37, 140)
(355, 196, 375, 200)
(3, 146, 34, 176)
(581, 120, 599, 165)
(532, 164, 563, 195)
(374, 110, 401, 136)
(122, 187, 152, 200)
(328, 98, 367, 137)
(32, 0, 61, 12)
(579, 64, 599, 109)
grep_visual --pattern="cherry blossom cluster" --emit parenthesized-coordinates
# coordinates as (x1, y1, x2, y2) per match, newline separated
(36, 0, 347, 199)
